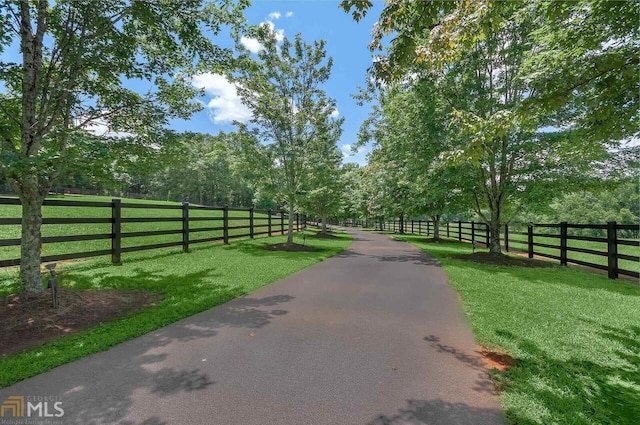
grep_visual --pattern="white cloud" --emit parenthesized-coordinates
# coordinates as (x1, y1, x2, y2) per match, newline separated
(340, 143, 370, 165)
(240, 36, 263, 54)
(261, 20, 285, 42)
(341, 143, 354, 158)
(76, 115, 133, 139)
(192, 73, 252, 124)
(240, 13, 286, 54)
(285, 11, 294, 18)
(330, 108, 340, 118)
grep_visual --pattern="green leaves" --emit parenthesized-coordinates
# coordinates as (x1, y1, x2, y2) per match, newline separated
(233, 32, 341, 221)
(0, 0, 248, 188)
(343, 0, 632, 253)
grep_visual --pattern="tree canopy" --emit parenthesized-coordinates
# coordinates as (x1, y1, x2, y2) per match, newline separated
(0, 0, 248, 291)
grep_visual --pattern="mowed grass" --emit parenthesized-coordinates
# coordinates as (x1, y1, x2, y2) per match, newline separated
(392, 233, 640, 425)
(0, 229, 352, 387)
(0, 195, 282, 262)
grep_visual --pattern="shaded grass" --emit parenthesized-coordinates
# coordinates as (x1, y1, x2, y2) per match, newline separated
(0, 229, 351, 387)
(0, 195, 278, 261)
(393, 233, 640, 425)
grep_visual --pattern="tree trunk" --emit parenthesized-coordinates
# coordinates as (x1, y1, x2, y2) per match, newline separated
(488, 209, 502, 253)
(286, 196, 295, 245)
(19, 186, 45, 292)
(432, 215, 440, 241)
(321, 213, 327, 234)
(399, 213, 404, 234)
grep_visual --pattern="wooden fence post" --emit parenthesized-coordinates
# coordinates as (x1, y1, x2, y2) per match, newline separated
(427, 221, 430, 236)
(411, 220, 414, 234)
(560, 221, 568, 266)
(607, 221, 618, 279)
(485, 224, 489, 247)
(182, 201, 190, 252)
(223, 204, 229, 244)
(296, 213, 299, 230)
(111, 198, 121, 264)
(249, 207, 254, 239)
(418, 220, 422, 235)
(504, 224, 509, 252)
(458, 221, 462, 241)
(528, 223, 534, 258)
(280, 210, 284, 234)
(471, 221, 475, 244)
(268, 209, 272, 236)
(447, 222, 450, 238)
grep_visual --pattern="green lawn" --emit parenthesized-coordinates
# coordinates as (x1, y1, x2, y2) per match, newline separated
(392, 233, 640, 425)
(0, 194, 281, 262)
(0, 229, 351, 387)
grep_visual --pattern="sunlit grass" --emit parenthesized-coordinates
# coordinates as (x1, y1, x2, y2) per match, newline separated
(0, 194, 281, 261)
(393, 233, 640, 425)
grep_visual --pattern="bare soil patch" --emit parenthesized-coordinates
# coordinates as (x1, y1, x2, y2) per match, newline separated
(479, 346, 518, 372)
(0, 289, 161, 356)
(265, 243, 316, 252)
(452, 252, 554, 268)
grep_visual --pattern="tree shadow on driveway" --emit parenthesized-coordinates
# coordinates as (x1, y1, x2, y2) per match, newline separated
(368, 398, 504, 425)
(0, 268, 295, 425)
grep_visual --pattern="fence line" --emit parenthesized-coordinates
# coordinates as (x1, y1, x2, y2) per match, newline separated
(332, 218, 639, 281)
(0, 197, 306, 268)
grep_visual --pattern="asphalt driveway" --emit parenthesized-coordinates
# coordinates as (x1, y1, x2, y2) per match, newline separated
(0, 229, 504, 425)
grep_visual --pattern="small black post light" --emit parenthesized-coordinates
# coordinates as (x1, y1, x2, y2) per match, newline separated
(45, 263, 58, 308)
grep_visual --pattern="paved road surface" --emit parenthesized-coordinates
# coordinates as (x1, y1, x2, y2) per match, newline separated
(1, 230, 504, 425)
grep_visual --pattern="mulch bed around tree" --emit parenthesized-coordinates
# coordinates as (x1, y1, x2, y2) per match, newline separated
(265, 243, 316, 252)
(310, 232, 338, 239)
(0, 289, 161, 356)
(452, 252, 554, 268)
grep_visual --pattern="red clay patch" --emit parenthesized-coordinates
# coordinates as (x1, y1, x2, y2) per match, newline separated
(0, 289, 161, 356)
(479, 347, 517, 371)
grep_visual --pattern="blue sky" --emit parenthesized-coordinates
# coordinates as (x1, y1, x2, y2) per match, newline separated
(170, 0, 384, 166)
(0, 1, 383, 165)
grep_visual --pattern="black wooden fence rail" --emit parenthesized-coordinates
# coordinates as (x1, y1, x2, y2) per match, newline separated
(0, 197, 306, 268)
(333, 218, 639, 280)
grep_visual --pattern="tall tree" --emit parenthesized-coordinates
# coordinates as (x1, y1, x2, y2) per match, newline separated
(342, 0, 620, 253)
(358, 77, 473, 240)
(0, 0, 247, 292)
(300, 115, 344, 234)
(233, 32, 338, 245)
(337, 163, 369, 223)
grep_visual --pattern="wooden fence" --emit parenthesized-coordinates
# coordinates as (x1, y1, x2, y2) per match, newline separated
(334, 218, 639, 280)
(0, 197, 306, 268)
